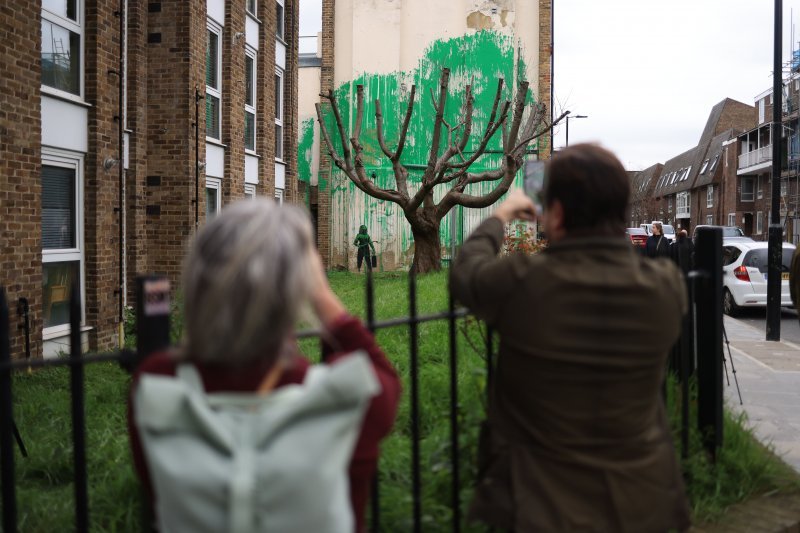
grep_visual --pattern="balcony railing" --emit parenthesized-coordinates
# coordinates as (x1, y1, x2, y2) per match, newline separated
(739, 145, 772, 169)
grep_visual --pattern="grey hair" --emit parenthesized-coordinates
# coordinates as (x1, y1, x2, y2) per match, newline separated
(182, 198, 316, 367)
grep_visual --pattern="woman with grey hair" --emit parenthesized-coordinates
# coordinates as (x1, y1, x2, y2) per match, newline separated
(128, 199, 400, 532)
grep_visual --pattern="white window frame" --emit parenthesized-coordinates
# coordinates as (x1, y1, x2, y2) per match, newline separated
(741, 177, 755, 202)
(42, 149, 85, 335)
(706, 215, 714, 225)
(205, 176, 221, 219)
(708, 155, 720, 173)
(757, 176, 763, 199)
(206, 19, 223, 141)
(41, 0, 84, 101)
(275, 188, 284, 204)
(667, 196, 672, 213)
(244, 183, 256, 199)
(275, 67, 284, 161)
(757, 211, 763, 234)
(247, 0, 257, 17)
(728, 213, 736, 226)
(700, 159, 709, 174)
(676, 191, 690, 218)
(276, 0, 285, 41)
(781, 179, 788, 197)
(707, 185, 714, 208)
(759, 98, 766, 123)
(245, 46, 257, 153)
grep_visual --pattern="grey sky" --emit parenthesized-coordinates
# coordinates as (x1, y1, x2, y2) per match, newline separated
(299, 1, 800, 170)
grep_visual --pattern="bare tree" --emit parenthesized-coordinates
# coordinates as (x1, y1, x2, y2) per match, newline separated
(316, 67, 566, 273)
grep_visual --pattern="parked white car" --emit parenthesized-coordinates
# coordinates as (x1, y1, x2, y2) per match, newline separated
(639, 222, 676, 243)
(721, 240, 796, 316)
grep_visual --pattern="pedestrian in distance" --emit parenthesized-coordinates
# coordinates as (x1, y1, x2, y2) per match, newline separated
(645, 221, 671, 258)
(353, 224, 376, 272)
(450, 143, 691, 532)
(670, 229, 695, 275)
(128, 199, 401, 533)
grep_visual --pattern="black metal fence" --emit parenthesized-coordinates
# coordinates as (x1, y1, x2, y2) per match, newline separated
(0, 227, 726, 532)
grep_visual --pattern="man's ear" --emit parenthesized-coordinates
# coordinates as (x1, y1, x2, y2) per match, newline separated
(547, 200, 566, 239)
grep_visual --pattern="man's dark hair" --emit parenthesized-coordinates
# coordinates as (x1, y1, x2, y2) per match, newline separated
(544, 143, 630, 235)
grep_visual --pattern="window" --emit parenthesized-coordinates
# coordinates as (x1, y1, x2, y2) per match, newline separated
(244, 184, 256, 199)
(41, 0, 82, 96)
(247, 0, 256, 16)
(757, 176, 763, 199)
(741, 177, 755, 202)
(206, 21, 222, 140)
(781, 179, 788, 197)
(756, 211, 763, 234)
(708, 154, 720, 173)
(206, 177, 221, 220)
(706, 215, 713, 225)
(276, 0, 285, 40)
(707, 185, 714, 208)
(275, 188, 284, 204)
(275, 68, 284, 160)
(728, 213, 736, 226)
(245, 49, 257, 152)
(676, 191, 690, 218)
(700, 159, 709, 174)
(759, 98, 766, 123)
(668, 197, 672, 212)
(42, 153, 83, 330)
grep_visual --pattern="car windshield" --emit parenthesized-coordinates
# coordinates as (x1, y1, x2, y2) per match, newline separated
(722, 227, 744, 237)
(662, 225, 675, 234)
(742, 247, 795, 272)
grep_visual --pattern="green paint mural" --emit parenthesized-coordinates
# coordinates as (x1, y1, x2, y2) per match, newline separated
(319, 30, 547, 271)
(298, 118, 314, 206)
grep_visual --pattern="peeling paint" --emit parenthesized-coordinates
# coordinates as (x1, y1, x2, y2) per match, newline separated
(320, 31, 541, 271)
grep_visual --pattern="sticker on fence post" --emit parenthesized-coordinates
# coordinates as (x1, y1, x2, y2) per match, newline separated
(143, 279, 170, 316)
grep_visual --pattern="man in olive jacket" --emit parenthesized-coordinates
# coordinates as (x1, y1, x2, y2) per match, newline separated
(450, 144, 690, 532)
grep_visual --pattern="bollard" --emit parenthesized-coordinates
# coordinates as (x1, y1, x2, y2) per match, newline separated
(694, 226, 724, 459)
(135, 276, 171, 369)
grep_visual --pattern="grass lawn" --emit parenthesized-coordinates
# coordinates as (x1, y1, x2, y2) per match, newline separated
(6, 270, 800, 531)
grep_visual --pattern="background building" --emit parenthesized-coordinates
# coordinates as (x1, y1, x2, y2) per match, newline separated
(299, 0, 553, 270)
(1, 0, 298, 360)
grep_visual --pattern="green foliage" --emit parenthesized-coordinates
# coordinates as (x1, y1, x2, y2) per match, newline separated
(7, 272, 800, 530)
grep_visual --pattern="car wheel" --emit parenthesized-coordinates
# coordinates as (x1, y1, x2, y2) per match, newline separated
(723, 288, 740, 317)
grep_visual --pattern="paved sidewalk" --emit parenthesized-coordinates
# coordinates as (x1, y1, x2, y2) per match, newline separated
(722, 315, 800, 473)
(688, 317, 800, 532)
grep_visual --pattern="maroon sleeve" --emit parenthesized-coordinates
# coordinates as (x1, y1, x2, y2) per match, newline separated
(323, 314, 401, 532)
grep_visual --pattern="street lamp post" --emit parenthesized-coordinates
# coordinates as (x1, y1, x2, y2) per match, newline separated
(565, 114, 588, 147)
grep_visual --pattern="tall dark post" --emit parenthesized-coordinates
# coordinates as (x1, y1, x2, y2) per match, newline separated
(195, 88, 202, 230)
(0, 290, 17, 532)
(69, 281, 89, 531)
(767, 0, 783, 340)
(135, 276, 171, 367)
(695, 227, 724, 458)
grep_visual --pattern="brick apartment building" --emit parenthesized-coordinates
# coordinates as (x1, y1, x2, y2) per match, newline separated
(0, 0, 299, 360)
(629, 98, 755, 235)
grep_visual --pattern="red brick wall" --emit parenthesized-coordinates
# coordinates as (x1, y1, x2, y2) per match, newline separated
(85, 0, 126, 349)
(0, 2, 42, 359)
(142, 0, 203, 290)
(538, 0, 552, 159)
(317, 0, 335, 265)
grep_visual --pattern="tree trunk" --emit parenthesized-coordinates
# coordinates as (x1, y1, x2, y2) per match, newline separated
(408, 210, 442, 274)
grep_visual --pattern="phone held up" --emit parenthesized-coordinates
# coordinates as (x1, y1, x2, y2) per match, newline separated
(523, 160, 546, 215)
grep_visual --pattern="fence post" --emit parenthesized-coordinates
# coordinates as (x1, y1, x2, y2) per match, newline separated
(448, 286, 461, 532)
(135, 276, 171, 365)
(694, 226, 723, 459)
(69, 280, 89, 532)
(0, 289, 17, 532)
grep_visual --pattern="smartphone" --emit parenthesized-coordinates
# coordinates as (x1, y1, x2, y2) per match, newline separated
(523, 160, 546, 214)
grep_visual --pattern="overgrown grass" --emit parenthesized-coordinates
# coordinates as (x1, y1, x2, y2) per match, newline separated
(6, 271, 800, 531)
